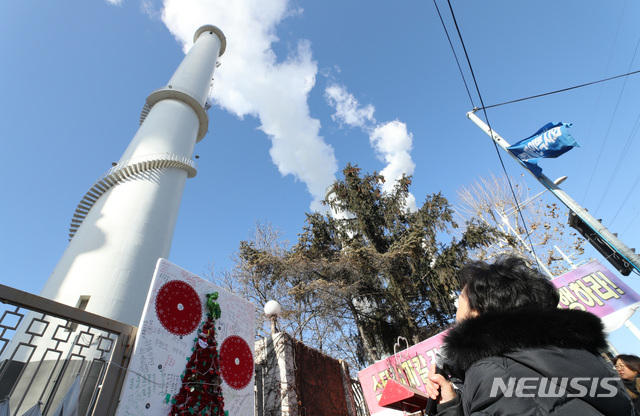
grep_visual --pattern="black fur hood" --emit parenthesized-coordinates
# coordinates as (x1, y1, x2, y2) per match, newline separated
(442, 308, 607, 378)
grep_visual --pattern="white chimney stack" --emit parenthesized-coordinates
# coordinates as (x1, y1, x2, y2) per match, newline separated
(39, 25, 226, 326)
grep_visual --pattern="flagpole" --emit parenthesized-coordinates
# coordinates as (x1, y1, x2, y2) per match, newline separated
(466, 110, 640, 276)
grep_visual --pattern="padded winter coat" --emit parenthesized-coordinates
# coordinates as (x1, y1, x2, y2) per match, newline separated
(436, 308, 634, 416)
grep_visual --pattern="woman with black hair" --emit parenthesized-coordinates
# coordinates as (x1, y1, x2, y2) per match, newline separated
(425, 255, 634, 415)
(614, 354, 640, 415)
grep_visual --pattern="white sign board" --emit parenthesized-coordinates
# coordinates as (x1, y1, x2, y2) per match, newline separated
(116, 258, 256, 415)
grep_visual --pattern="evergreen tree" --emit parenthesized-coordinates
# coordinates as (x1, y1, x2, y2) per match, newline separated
(239, 164, 500, 365)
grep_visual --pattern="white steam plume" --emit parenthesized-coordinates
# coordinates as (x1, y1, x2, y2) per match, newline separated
(325, 84, 417, 211)
(111, 1, 416, 212)
(160, 0, 337, 211)
(325, 84, 375, 128)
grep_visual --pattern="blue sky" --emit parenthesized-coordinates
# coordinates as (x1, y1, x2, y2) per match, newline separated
(2, 0, 640, 355)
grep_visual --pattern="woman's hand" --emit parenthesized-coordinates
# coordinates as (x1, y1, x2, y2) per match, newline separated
(425, 363, 457, 404)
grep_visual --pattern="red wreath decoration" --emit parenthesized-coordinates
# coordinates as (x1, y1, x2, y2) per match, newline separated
(155, 280, 202, 336)
(220, 335, 254, 390)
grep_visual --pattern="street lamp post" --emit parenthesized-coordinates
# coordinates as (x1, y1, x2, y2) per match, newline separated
(498, 211, 554, 278)
(264, 300, 282, 336)
(554, 245, 578, 269)
(494, 176, 568, 279)
(500, 176, 567, 219)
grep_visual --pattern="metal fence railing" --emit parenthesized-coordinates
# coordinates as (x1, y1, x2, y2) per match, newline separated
(350, 377, 371, 416)
(0, 284, 137, 416)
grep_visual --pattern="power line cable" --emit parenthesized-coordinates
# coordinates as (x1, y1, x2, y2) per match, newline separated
(443, 0, 547, 274)
(597, 112, 640, 225)
(431, 0, 475, 108)
(608, 111, 640, 226)
(594, 35, 640, 214)
(621, 205, 640, 236)
(587, 35, 640, 212)
(578, 0, 628, 206)
(610, 172, 640, 225)
(474, 68, 640, 111)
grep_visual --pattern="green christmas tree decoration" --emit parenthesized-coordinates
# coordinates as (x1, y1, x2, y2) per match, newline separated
(168, 292, 225, 415)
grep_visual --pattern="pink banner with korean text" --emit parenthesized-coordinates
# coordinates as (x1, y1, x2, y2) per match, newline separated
(357, 331, 449, 416)
(552, 260, 640, 332)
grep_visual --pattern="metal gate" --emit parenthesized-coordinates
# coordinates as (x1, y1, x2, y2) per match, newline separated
(0, 284, 137, 415)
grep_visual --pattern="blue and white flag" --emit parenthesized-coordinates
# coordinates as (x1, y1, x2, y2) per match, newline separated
(507, 122, 580, 177)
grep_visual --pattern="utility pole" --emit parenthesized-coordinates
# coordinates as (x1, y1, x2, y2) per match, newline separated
(466, 110, 640, 276)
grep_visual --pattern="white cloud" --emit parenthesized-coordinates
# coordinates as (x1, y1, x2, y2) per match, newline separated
(141, 0, 162, 19)
(370, 121, 417, 211)
(159, 0, 337, 210)
(106, 0, 123, 5)
(325, 84, 375, 128)
(325, 84, 418, 211)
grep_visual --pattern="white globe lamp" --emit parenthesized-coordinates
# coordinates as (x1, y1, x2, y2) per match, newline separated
(264, 300, 281, 317)
(264, 300, 281, 335)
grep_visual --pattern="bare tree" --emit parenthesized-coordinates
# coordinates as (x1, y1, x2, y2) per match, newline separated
(205, 220, 363, 368)
(456, 173, 588, 276)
